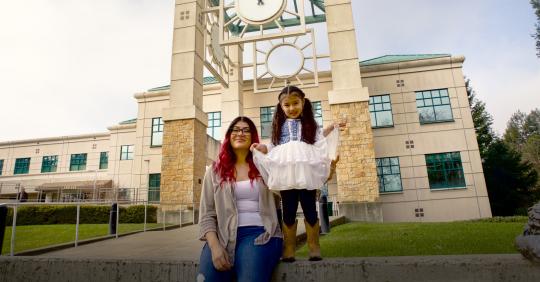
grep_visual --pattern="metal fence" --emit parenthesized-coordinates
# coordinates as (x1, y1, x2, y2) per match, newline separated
(0, 182, 340, 256)
(0, 199, 197, 257)
(0, 183, 161, 204)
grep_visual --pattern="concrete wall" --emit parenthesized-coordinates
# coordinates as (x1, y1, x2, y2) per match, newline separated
(1, 255, 538, 282)
(361, 57, 490, 222)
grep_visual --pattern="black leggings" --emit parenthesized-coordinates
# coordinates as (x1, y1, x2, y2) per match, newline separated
(280, 189, 318, 226)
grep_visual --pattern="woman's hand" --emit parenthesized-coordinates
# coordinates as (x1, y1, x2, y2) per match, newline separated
(250, 143, 268, 154)
(206, 232, 232, 271)
(209, 243, 232, 271)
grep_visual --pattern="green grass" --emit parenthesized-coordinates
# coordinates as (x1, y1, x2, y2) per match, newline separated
(297, 219, 527, 257)
(1, 223, 164, 255)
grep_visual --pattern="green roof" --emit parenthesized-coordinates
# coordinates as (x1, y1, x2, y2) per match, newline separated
(360, 54, 450, 66)
(148, 77, 218, 92)
(119, 118, 137, 125)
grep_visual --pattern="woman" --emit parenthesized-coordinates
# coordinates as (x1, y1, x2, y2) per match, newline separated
(197, 116, 283, 282)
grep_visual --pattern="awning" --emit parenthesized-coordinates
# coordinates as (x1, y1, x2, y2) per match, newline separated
(37, 180, 113, 191)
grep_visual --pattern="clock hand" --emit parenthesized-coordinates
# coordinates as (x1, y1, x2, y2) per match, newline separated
(258, 0, 264, 5)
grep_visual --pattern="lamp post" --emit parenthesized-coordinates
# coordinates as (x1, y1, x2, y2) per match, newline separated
(92, 169, 98, 201)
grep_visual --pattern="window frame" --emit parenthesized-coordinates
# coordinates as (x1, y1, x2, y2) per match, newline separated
(415, 89, 454, 124)
(151, 117, 164, 147)
(99, 152, 109, 170)
(120, 145, 134, 160)
(69, 153, 87, 171)
(41, 155, 58, 173)
(376, 157, 403, 193)
(369, 95, 394, 128)
(260, 106, 276, 139)
(0, 159, 3, 176)
(148, 173, 161, 202)
(312, 101, 323, 128)
(425, 152, 466, 190)
(206, 111, 222, 140)
(14, 158, 31, 175)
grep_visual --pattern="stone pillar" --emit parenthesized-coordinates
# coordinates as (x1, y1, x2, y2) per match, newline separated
(161, 0, 207, 216)
(325, 0, 381, 221)
(220, 44, 244, 135)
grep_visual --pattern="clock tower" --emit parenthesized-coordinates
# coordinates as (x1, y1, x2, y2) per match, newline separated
(162, 0, 381, 222)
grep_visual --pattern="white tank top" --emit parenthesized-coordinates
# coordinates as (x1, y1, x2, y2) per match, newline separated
(234, 180, 263, 227)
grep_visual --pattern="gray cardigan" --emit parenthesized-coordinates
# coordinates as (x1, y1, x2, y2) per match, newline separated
(198, 166, 283, 264)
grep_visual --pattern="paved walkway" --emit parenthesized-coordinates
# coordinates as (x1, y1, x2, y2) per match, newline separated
(38, 218, 328, 260)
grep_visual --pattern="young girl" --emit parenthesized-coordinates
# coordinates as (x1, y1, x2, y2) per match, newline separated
(251, 85, 341, 262)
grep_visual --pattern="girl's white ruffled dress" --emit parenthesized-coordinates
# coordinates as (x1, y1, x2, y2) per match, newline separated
(253, 119, 339, 191)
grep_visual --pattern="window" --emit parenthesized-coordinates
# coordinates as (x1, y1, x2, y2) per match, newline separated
(425, 152, 466, 189)
(99, 152, 108, 170)
(369, 95, 394, 128)
(207, 112, 222, 140)
(148, 173, 161, 202)
(70, 154, 87, 171)
(416, 89, 453, 123)
(151, 117, 164, 147)
(0, 159, 4, 176)
(41, 155, 58, 173)
(260, 106, 275, 139)
(312, 101, 323, 128)
(376, 157, 403, 193)
(120, 145, 134, 160)
(14, 158, 30, 175)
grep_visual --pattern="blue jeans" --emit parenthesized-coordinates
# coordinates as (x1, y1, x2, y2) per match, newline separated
(197, 226, 283, 282)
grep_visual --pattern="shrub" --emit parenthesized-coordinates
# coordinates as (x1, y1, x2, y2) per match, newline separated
(119, 205, 157, 223)
(4, 204, 158, 226)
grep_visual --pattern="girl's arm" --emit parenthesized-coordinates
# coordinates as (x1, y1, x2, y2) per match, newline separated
(322, 121, 346, 137)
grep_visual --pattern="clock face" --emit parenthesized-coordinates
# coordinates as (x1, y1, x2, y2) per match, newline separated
(211, 23, 226, 63)
(236, 0, 287, 25)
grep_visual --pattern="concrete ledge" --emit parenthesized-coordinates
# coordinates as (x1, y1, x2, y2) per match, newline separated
(1, 254, 539, 282)
(338, 202, 383, 222)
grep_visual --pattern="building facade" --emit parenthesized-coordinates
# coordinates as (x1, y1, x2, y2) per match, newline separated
(0, 54, 492, 222)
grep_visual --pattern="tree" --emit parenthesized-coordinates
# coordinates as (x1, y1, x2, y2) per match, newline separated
(483, 140, 539, 216)
(503, 110, 527, 152)
(523, 134, 540, 173)
(522, 109, 540, 171)
(465, 78, 539, 215)
(532, 0, 540, 57)
(466, 78, 496, 157)
(523, 108, 540, 137)
(504, 109, 540, 146)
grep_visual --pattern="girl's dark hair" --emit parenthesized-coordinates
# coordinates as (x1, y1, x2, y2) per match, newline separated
(213, 116, 261, 187)
(271, 85, 317, 146)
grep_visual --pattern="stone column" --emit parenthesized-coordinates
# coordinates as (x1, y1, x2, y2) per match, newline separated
(324, 0, 381, 221)
(220, 44, 244, 135)
(161, 0, 207, 216)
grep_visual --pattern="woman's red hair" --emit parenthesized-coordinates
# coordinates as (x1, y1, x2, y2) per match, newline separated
(213, 116, 261, 187)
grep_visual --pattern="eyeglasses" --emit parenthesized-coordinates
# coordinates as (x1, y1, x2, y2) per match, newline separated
(231, 127, 251, 135)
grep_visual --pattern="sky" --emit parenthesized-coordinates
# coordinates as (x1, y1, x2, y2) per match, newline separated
(0, 0, 538, 142)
